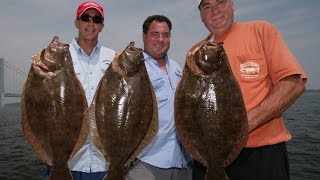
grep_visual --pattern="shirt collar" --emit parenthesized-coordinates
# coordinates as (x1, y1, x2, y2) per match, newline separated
(142, 51, 169, 64)
(71, 38, 101, 56)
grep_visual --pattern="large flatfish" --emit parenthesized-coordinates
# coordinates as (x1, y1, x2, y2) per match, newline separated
(93, 42, 158, 180)
(175, 41, 248, 180)
(21, 36, 87, 180)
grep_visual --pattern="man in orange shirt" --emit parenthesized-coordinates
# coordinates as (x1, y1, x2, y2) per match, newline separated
(191, 0, 307, 179)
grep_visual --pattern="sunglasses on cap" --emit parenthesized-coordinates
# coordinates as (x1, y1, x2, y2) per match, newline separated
(78, 14, 104, 24)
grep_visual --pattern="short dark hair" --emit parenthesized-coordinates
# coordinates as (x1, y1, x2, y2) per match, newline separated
(142, 15, 172, 34)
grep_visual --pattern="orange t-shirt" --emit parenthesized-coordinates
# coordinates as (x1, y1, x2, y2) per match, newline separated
(189, 20, 307, 147)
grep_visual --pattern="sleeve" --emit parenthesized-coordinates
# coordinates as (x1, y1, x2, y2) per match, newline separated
(261, 21, 307, 84)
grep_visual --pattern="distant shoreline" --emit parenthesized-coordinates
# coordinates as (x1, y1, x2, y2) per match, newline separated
(306, 89, 320, 91)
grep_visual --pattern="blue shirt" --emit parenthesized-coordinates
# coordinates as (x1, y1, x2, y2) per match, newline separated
(68, 38, 116, 173)
(138, 52, 191, 168)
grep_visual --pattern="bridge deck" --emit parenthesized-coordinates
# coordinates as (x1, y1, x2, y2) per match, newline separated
(1, 58, 26, 107)
(4, 93, 22, 97)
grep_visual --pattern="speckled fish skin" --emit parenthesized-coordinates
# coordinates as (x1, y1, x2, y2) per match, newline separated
(175, 41, 248, 180)
(21, 36, 87, 180)
(94, 42, 158, 180)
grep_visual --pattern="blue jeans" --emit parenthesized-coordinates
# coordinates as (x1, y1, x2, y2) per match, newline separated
(45, 165, 107, 180)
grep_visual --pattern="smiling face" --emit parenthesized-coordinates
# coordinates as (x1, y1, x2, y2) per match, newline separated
(143, 21, 171, 61)
(75, 8, 104, 43)
(199, 0, 234, 36)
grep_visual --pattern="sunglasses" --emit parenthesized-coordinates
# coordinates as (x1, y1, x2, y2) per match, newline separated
(78, 14, 104, 24)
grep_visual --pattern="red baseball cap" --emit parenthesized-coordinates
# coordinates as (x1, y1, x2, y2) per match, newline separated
(77, 1, 104, 17)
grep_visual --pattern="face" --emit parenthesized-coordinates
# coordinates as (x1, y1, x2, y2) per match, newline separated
(143, 21, 170, 60)
(199, 0, 234, 36)
(75, 9, 104, 42)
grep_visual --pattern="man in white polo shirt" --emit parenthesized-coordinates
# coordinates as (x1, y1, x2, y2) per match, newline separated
(45, 2, 116, 180)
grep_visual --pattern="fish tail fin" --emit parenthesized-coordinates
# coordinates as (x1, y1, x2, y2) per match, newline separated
(49, 166, 72, 180)
(205, 165, 229, 180)
(105, 163, 125, 180)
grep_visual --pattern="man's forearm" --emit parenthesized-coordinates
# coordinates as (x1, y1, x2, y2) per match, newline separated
(247, 75, 306, 132)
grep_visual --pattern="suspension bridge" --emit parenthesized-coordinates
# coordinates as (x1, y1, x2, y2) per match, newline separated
(0, 58, 28, 107)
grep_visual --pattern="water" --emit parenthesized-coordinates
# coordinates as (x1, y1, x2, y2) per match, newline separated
(0, 103, 44, 180)
(284, 90, 320, 180)
(0, 90, 319, 180)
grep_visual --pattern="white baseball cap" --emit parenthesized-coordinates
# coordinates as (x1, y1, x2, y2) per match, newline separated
(197, 0, 203, 6)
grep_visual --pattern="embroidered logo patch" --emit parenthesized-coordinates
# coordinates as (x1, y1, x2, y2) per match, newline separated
(240, 62, 259, 78)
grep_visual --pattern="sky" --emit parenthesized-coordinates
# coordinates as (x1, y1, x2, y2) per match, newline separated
(0, 0, 319, 90)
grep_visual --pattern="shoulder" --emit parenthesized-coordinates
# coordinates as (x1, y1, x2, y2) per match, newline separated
(232, 20, 281, 41)
(100, 46, 116, 55)
(69, 40, 77, 53)
(167, 57, 182, 72)
(244, 20, 272, 25)
(100, 46, 117, 61)
(241, 20, 279, 33)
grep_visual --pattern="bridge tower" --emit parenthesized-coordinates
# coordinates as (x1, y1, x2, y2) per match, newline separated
(0, 58, 4, 107)
(0, 58, 27, 107)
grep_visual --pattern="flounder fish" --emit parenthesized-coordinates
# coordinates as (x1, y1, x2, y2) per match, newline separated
(175, 41, 248, 180)
(22, 36, 87, 180)
(89, 42, 157, 180)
